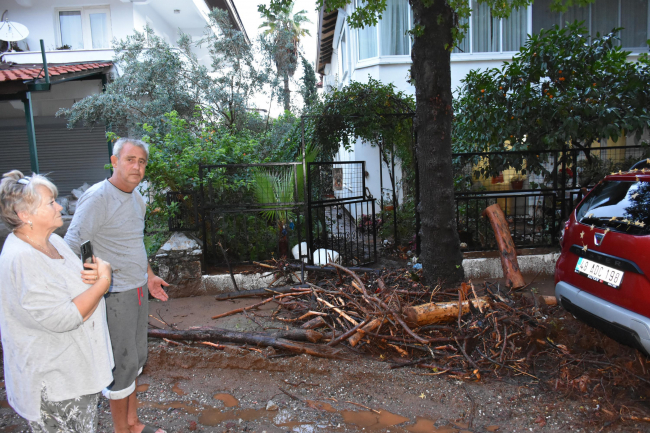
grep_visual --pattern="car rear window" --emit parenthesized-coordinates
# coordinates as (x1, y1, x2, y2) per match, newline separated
(576, 180, 650, 235)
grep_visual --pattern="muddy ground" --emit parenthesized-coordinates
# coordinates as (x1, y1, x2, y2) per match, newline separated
(1, 275, 649, 433)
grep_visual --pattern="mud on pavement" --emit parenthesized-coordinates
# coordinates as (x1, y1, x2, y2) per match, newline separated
(1, 292, 649, 432)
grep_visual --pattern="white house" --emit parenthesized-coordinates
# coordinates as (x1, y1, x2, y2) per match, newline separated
(0, 0, 247, 195)
(315, 0, 649, 205)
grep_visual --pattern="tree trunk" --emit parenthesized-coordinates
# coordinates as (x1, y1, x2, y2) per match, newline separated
(482, 203, 525, 288)
(410, 0, 464, 286)
(283, 73, 290, 112)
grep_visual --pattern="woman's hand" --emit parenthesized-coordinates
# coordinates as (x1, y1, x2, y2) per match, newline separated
(75, 257, 113, 321)
(81, 256, 111, 285)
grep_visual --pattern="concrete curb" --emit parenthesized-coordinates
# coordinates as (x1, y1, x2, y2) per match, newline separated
(202, 273, 278, 295)
(463, 252, 560, 280)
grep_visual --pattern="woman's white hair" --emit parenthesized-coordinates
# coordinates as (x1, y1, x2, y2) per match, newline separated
(0, 170, 58, 231)
(113, 137, 149, 160)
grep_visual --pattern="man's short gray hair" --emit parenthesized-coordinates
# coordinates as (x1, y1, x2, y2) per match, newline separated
(0, 170, 58, 231)
(113, 138, 149, 160)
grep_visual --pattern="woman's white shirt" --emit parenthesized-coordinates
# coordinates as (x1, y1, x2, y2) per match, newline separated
(0, 233, 114, 421)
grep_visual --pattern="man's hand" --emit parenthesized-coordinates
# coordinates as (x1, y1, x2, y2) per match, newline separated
(147, 274, 169, 301)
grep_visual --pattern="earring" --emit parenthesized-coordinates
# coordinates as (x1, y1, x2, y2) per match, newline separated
(28, 221, 33, 230)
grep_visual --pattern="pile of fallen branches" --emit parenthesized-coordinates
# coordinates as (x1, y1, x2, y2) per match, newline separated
(249, 262, 556, 381)
(151, 261, 650, 414)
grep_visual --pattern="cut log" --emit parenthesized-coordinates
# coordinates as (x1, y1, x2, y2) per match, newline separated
(214, 285, 309, 300)
(348, 318, 384, 347)
(403, 297, 490, 327)
(147, 328, 345, 359)
(482, 203, 526, 288)
(301, 316, 327, 330)
(541, 295, 558, 306)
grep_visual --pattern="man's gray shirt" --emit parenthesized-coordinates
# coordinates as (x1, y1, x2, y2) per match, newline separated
(65, 179, 148, 292)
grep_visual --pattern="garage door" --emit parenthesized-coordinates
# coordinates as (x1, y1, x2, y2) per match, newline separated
(0, 119, 110, 196)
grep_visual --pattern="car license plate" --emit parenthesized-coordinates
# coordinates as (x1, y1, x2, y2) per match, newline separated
(575, 258, 624, 288)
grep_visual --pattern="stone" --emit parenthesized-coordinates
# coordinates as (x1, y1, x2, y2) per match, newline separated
(159, 232, 200, 252)
(71, 183, 90, 199)
(266, 400, 279, 411)
(202, 272, 280, 296)
(68, 201, 77, 215)
(154, 232, 204, 298)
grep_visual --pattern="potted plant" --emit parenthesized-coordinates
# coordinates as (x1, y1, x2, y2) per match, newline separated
(510, 174, 526, 190)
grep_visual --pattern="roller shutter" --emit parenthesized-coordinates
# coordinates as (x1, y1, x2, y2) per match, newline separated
(0, 119, 110, 196)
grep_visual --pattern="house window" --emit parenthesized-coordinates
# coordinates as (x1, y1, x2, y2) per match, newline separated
(358, 23, 377, 59)
(532, 0, 649, 50)
(338, 29, 349, 78)
(454, 0, 648, 54)
(380, 0, 410, 55)
(56, 7, 111, 50)
(503, 7, 528, 51)
(59, 11, 83, 50)
(357, 0, 411, 60)
(471, 1, 499, 52)
(455, 2, 527, 53)
(356, 0, 378, 59)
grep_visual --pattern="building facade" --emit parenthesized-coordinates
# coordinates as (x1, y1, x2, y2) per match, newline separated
(316, 0, 649, 203)
(0, 0, 246, 195)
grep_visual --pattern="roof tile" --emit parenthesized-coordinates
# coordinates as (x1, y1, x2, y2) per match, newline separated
(0, 62, 112, 82)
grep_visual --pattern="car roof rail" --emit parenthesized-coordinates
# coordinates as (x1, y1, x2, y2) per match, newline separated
(629, 159, 650, 170)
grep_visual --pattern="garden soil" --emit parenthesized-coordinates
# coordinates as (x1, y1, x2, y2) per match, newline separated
(1, 277, 649, 433)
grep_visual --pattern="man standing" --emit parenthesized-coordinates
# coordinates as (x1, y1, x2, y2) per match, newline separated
(65, 138, 168, 433)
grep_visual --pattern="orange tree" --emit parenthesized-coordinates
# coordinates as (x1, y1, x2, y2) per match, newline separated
(453, 23, 650, 181)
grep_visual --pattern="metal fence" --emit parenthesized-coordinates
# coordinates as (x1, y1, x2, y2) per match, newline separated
(166, 159, 379, 270)
(307, 161, 377, 266)
(453, 144, 650, 251)
(166, 190, 198, 232)
(198, 162, 308, 267)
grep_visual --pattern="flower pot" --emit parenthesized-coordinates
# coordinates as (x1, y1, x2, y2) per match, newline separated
(383, 205, 394, 211)
(510, 180, 524, 190)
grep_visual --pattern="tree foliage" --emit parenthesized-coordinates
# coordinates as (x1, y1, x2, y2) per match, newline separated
(135, 110, 263, 227)
(307, 78, 415, 207)
(202, 9, 274, 130)
(299, 55, 319, 109)
(453, 23, 650, 177)
(59, 10, 273, 135)
(258, 1, 312, 112)
(310, 78, 414, 158)
(58, 27, 197, 135)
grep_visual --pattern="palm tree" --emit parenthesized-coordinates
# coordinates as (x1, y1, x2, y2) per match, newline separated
(259, 1, 311, 112)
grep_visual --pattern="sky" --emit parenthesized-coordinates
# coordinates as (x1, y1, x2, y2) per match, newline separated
(231, 0, 320, 115)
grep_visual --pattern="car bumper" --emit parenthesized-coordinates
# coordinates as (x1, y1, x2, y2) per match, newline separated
(555, 281, 650, 356)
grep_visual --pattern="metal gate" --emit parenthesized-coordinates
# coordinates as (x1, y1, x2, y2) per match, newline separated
(166, 160, 377, 270)
(307, 161, 377, 266)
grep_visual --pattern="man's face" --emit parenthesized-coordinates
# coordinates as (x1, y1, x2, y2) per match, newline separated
(111, 143, 147, 189)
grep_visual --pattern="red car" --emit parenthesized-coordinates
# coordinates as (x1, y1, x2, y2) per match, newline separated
(555, 161, 650, 355)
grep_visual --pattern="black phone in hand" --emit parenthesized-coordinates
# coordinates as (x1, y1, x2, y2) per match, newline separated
(80, 241, 94, 266)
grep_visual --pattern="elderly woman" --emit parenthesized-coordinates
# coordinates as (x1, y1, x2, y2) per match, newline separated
(0, 170, 114, 432)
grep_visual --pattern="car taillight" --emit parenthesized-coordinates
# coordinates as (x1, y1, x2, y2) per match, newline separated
(560, 220, 570, 247)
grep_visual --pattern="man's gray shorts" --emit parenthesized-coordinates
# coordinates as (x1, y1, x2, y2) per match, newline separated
(102, 287, 148, 400)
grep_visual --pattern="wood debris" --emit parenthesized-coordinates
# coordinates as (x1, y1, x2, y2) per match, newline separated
(200, 259, 650, 402)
